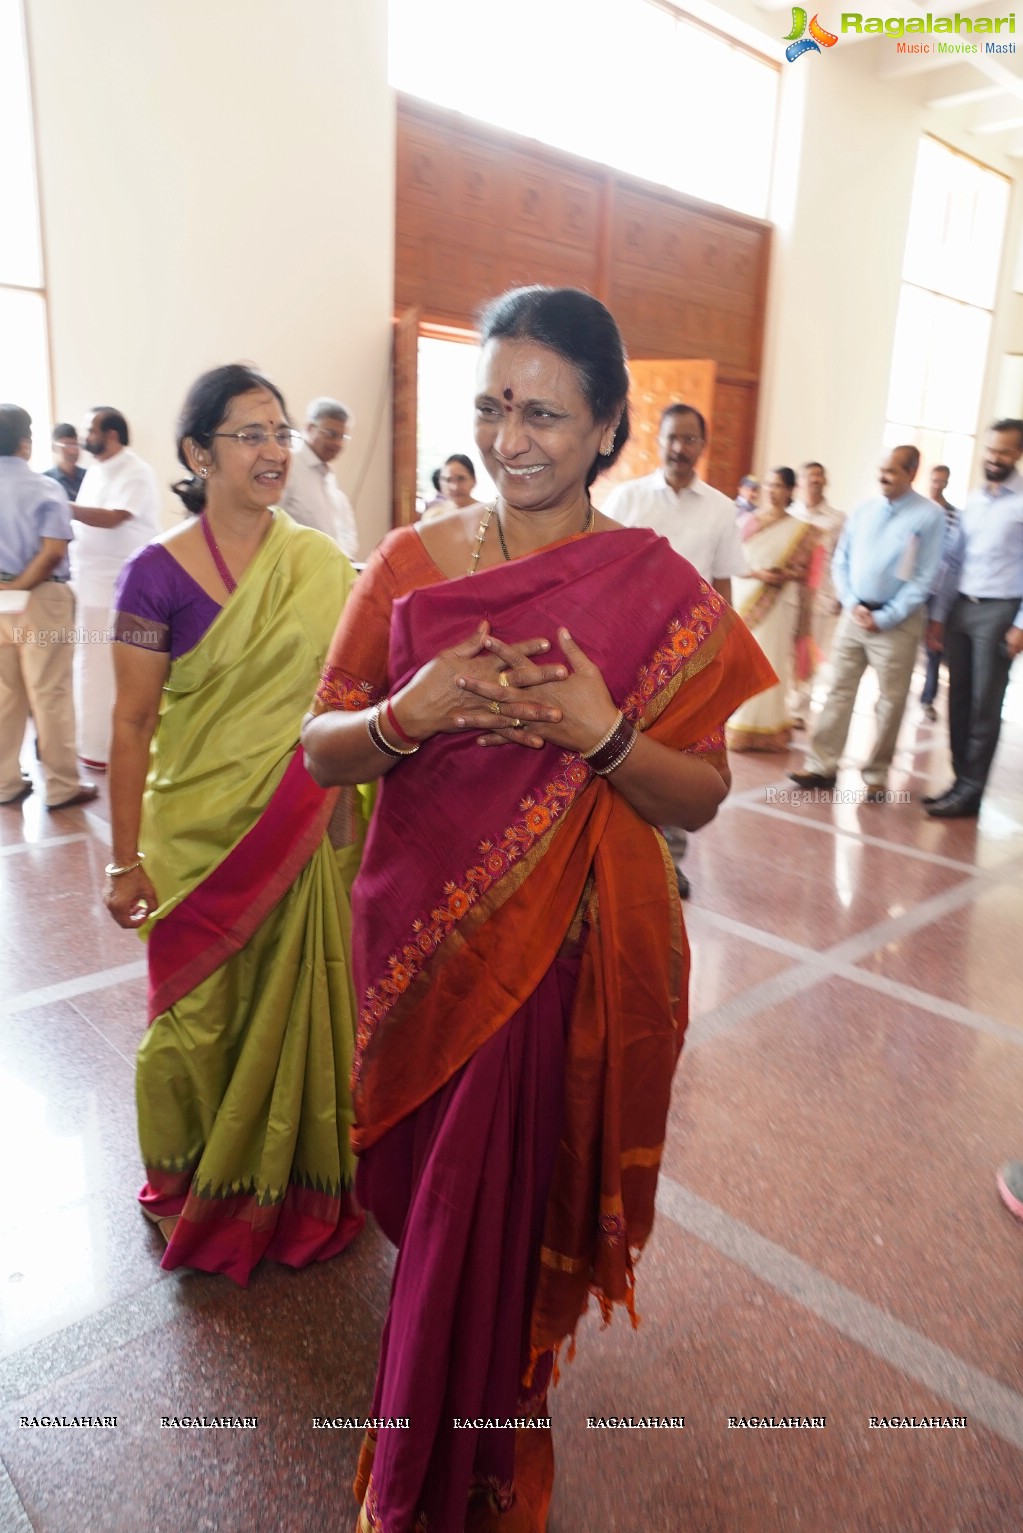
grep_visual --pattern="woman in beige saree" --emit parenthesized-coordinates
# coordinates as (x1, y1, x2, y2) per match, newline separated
(727, 467, 818, 752)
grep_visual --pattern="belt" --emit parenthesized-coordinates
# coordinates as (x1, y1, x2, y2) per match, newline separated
(960, 593, 1021, 604)
(0, 573, 69, 583)
(855, 600, 885, 611)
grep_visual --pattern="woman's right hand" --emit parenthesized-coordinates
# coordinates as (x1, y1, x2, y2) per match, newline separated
(391, 620, 565, 742)
(104, 865, 159, 929)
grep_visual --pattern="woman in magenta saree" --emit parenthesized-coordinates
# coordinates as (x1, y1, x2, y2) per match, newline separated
(303, 289, 773, 1531)
(104, 365, 363, 1286)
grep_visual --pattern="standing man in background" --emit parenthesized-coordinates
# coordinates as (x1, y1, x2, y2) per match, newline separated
(919, 464, 959, 723)
(280, 397, 359, 559)
(603, 402, 745, 896)
(789, 460, 844, 728)
(926, 421, 1023, 818)
(0, 405, 97, 810)
(72, 407, 161, 769)
(790, 445, 942, 802)
(43, 422, 86, 502)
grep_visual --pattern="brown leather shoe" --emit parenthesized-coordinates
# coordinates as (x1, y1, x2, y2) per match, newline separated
(47, 784, 99, 811)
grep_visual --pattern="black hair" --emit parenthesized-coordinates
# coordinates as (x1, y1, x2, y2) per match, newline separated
(443, 453, 475, 478)
(0, 404, 32, 456)
(476, 286, 630, 487)
(171, 364, 288, 514)
(431, 468, 442, 493)
(892, 445, 920, 478)
(771, 466, 797, 492)
(91, 407, 129, 446)
(991, 419, 1023, 449)
(660, 403, 707, 440)
(801, 460, 825, 474)
(52, 422, 77, 443)
(932, 463, 950, 476)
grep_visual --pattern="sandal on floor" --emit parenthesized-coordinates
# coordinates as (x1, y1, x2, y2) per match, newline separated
(141, 1206, 180, 1245)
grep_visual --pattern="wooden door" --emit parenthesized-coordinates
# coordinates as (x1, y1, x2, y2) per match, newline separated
(392, 306, 420, 527)
(592, 358, 716, 507)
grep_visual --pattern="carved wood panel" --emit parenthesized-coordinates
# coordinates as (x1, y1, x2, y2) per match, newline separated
(394, 97, 769, 512)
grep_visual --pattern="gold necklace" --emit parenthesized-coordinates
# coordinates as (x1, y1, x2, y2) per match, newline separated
(468, 499, 593, 575)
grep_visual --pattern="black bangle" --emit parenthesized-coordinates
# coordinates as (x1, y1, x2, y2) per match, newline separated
(582, 713, 638, 776)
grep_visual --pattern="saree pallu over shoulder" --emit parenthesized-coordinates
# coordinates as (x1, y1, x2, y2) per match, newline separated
(141, 511, 354, 901)
(136, 512, 363, 1284)
(334, 530, 772, 1336)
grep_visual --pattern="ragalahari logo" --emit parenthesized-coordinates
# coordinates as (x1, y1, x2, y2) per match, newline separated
(784, 7, 839, 58)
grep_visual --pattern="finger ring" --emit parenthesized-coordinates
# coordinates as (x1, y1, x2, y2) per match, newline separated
(488, 701, 501, 715)
(511, 718, 524, 729)
(499, 671, 510, 688)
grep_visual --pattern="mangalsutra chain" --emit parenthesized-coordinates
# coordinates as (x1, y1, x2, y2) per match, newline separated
(476, 498, 595, 572)
(467, 503, 497, 576)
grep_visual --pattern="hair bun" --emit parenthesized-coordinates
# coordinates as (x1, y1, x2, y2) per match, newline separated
(171, 475, 206, 515)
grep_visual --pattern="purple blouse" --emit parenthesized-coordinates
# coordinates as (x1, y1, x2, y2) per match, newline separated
(112, 542, 222, 660)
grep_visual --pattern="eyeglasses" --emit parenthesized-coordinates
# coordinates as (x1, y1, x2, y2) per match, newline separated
(213, 428, 302, 450)
(662, 434, 704, 449)
(313, 425, 351, 444)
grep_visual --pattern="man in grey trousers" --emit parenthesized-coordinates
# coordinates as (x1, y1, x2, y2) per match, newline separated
(925, 420, 1023, 819)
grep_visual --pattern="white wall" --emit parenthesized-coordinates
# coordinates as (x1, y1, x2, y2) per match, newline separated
(759, 44, 923, 509)
(758, 39, 1023, 510)
(27, 0, 395, 554)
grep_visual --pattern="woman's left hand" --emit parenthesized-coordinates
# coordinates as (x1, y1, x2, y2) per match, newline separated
(461, 629, 620, 752)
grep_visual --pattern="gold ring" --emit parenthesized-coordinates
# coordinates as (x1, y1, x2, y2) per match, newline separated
(499, 671, 511, 688)
(511, 718, 524, 729)
(488, 701, 501, 715)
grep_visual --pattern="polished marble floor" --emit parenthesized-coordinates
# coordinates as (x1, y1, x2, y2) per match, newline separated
(2, 664, 1022, 1533)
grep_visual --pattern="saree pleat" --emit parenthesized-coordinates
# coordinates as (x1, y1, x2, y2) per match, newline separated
(136, 512, 363, 1285)
(317, 527, 775, 1530)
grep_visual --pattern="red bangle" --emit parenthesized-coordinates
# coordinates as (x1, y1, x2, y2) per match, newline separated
(385, 697, 417, 747)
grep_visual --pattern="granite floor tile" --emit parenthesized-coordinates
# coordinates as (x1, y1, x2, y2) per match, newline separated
(663, 976, 1023, 1386)
(549, 1217, 1023, 1533)
(0, 1247, 384, 1533)
(853, 878, 1023, 1030)
(685, 806, 968, 947)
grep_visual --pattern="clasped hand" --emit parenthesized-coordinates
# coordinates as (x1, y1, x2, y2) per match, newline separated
(448, 624, 618, 753)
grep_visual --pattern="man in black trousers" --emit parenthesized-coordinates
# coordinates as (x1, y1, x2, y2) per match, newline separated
(926, 420, 1023, 818)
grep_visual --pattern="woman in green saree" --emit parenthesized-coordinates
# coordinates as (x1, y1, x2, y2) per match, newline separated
(103, 364, 363, 1285)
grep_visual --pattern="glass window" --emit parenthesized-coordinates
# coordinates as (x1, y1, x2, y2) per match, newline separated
(0, 0, 42, 288)
(389, 0, 779, 219)
(0, 0, 50, 469)
(885, 137, 1009, 497)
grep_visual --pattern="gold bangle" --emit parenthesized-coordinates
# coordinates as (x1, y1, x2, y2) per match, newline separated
(105, 853, 145, 878)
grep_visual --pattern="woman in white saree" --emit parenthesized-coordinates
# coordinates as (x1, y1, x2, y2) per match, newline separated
(727, 468, 818, 753)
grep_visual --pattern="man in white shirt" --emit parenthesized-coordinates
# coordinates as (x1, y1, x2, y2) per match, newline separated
(280, 397, 359, 559)
(602, 404, 745, 604)
(603, 403, 744, 898)
(72, 408, 161, 767)
(789, 460, 844, 724)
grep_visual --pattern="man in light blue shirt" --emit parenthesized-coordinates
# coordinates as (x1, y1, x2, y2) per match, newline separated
(925, 419, 1023, 818)
(0, 404, 97, 809)
(790, 445, 943, 800)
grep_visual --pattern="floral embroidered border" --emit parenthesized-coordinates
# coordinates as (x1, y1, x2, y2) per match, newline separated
(316, 664, 380, 714)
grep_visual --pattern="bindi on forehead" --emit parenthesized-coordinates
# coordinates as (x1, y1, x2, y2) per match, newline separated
(502, 389, 514, 406)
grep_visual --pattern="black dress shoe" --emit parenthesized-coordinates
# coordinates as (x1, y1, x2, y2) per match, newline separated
(925, 790, 981, 819)
(788, 770, 837, 789)
(921, 783, 957, 806)
(676, 869, 691, 901)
